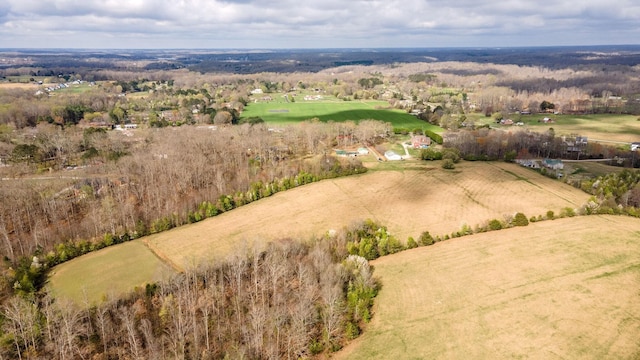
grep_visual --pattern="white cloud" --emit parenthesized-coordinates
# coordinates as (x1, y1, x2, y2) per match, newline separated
(0, 0, 639, 48)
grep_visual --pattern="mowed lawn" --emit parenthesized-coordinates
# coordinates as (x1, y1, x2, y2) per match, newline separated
(49, 161, 592, 303)
(335, 215, 640, 359)
(47, 241, 175, 305)
(241, 99, 434, 129)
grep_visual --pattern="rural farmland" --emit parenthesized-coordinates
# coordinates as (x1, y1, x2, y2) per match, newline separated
(3, 45, 640, 359)
(49, 160, 592, 304)
(336, 215, 640, 359)
(240, 98, 432, 129)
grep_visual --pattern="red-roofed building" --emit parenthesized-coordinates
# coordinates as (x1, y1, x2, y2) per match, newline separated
(411, 135, 431, 149)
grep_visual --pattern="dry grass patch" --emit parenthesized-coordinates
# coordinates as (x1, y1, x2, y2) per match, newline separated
(0, 82, 39, 89)
(336, 215, 640, 359)
(50, 161, 591, 302)
(148, 161, 589, 269)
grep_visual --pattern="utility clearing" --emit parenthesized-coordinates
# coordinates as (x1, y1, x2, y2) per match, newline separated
(335, 215, 640, 359)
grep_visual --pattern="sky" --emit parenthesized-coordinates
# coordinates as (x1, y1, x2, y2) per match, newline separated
(1, 0, 640, 49)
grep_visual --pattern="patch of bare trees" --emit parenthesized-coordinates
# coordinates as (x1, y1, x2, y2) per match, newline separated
(444, 127, 634, 163)
(1, 234, 378, 359)
(0, 120, 389, 301)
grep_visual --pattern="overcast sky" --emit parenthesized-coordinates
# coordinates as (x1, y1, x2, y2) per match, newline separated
(1, 0, 639, 49)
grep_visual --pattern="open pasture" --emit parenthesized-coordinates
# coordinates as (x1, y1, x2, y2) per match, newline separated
(47, 240, 174, 305)
(146, 161, 590, 270)
(49, 161, 591, 303)
(241, 98, 432, 129)
(336, 215, 640, 359)
(142, 161, 587, 268)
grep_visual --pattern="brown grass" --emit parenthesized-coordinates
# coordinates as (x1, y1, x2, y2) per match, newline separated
(49, 160, 591, 303)
(335, 215, 640, 359)
(0, 83, 39, 89)
(148, 161, 590, 269)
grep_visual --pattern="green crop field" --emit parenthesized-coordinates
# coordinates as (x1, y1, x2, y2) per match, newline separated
(336, 215, 640, 359)
(47, 240, 175, 305)
(241, 98, 434, 130)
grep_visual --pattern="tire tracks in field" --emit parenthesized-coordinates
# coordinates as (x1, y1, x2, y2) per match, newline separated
(328, 170, 410, 222)
(429, 170, 493, 212)
(489, 162, 583, 206)
(141, 238, 184, 273)
(328, 177, 378, 221)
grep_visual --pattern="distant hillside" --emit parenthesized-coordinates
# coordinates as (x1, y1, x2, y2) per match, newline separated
(2, 46, 640, 74)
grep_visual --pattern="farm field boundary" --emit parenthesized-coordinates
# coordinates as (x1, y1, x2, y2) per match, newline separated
(49, 161, 591, 304)
(241, 99, 437, 130)
(479, 113, 640, 143)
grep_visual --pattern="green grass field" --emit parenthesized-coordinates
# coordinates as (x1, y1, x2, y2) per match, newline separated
(47, 241, 175, 305)
(336, 215, 640, 359)
(241, 98, 434, 130)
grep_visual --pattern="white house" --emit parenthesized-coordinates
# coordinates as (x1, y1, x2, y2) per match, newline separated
(384, 150, 402, 161)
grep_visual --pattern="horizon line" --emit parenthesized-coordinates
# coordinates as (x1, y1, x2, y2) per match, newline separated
(1, 44, 640, 52)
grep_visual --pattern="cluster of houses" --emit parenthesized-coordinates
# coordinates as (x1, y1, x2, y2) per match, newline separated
(35, 80, 90, 96)
(334, 134, 430, 161)
(516, 158, 564, 171)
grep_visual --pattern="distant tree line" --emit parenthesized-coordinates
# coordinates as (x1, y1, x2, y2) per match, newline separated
(440, 128, 638, 166)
